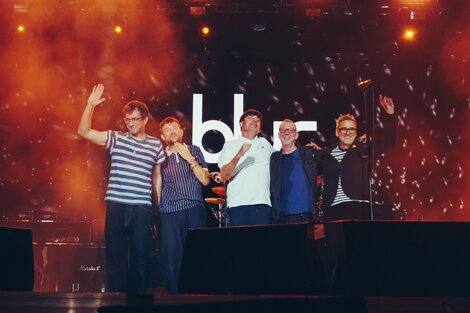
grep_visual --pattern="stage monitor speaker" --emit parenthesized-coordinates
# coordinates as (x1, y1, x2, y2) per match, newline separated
(324, 221, 470, 296)
(180, 223, 325, 295)
(34, 244, 106, 292)
(0, 227, 34, 291)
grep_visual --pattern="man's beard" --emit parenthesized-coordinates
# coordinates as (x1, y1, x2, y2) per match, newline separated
(166, 137, 181, 145)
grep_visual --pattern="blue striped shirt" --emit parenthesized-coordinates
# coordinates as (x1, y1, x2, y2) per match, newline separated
(105, 131, 165, 206)
(159, 145, 207, 214)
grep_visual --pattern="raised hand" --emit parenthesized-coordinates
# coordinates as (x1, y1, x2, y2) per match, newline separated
(237, 143, 252, 158)
(173, 142, 193, 162)
(87, 84, 106, 107)
(379, 94, 395, 115)
(77, 84, 108, 146)
(220, 143, 252, 182)
(210, 172, 224, 184)
(358, 133, 367, 143)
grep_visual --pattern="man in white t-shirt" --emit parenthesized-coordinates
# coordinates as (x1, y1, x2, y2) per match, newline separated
(218, 109, 275, 226)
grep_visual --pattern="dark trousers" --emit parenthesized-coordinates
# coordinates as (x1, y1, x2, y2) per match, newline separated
(158, 205, 207, 294)
(278, 211, 315, 224)
(322, 201, 370, 292)
(226, 204, 271, 226)
(323, 201, 371, 222)
(105, 201, 152, 294)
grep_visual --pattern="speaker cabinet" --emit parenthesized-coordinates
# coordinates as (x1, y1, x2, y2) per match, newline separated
(180, 223, 324, 294)
(34, 244, 106, 292)
(0, 227, 34, 291)
(324, 221, 470, 296)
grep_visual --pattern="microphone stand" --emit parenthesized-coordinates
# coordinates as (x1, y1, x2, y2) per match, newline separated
(359, 81, 375, 220)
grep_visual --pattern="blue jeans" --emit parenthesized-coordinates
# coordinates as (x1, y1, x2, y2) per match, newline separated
(105, 201, 152, 294)
(226, 204, 271, 226)
(158, 204, 207, 294)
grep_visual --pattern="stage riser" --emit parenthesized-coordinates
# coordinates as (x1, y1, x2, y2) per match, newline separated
(180, 223, 325, 294)
(325, 221, 470, 296)
(181, 221, 470, 296)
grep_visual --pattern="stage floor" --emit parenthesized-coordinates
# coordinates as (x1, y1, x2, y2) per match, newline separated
(1, 292, 470, 313)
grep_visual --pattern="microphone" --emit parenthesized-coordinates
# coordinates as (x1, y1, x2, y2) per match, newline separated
(357, 79, 372, 88)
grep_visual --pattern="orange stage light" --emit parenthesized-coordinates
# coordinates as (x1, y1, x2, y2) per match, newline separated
(114, 25, 123, 34)
(17, 25, 25, 33)
(201, 26, 210, 36)
(398, 0, 435, 6)
(403, 28, 416, 40)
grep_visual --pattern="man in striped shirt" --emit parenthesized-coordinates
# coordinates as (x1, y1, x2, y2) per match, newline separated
(320, 95, 396, 221)
(77, 84, 165, 294)
(158, 116, 209, 293)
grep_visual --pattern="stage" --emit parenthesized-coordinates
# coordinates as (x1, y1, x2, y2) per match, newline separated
(1, 292, 470, 313)
(0, 292, 470, 313)
(2, 221, 470, 313)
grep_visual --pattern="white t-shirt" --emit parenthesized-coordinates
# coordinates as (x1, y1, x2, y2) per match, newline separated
(218, 136, 274, 208)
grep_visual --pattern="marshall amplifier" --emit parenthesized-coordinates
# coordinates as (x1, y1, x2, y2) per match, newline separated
(0, 220, 92, 244)
(34, 244, 106, 292)
(34, 221, 92, 244)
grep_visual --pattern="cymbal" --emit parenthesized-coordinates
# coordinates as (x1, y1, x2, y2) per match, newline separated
(212, 186, 226, 197)
(205, 197, 225, 205)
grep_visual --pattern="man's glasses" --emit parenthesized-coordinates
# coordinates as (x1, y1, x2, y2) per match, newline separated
(337, 127, 357, 134)
(123, 117, 143, 124)
(279, 128, 297, 134)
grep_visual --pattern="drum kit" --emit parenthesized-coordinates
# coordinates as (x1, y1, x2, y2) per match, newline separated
(204, 186, 226, 228)
(204, 175, 325, 227)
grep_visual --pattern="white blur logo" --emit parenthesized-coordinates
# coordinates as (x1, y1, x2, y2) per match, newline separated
(192, 94, 317, 164)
